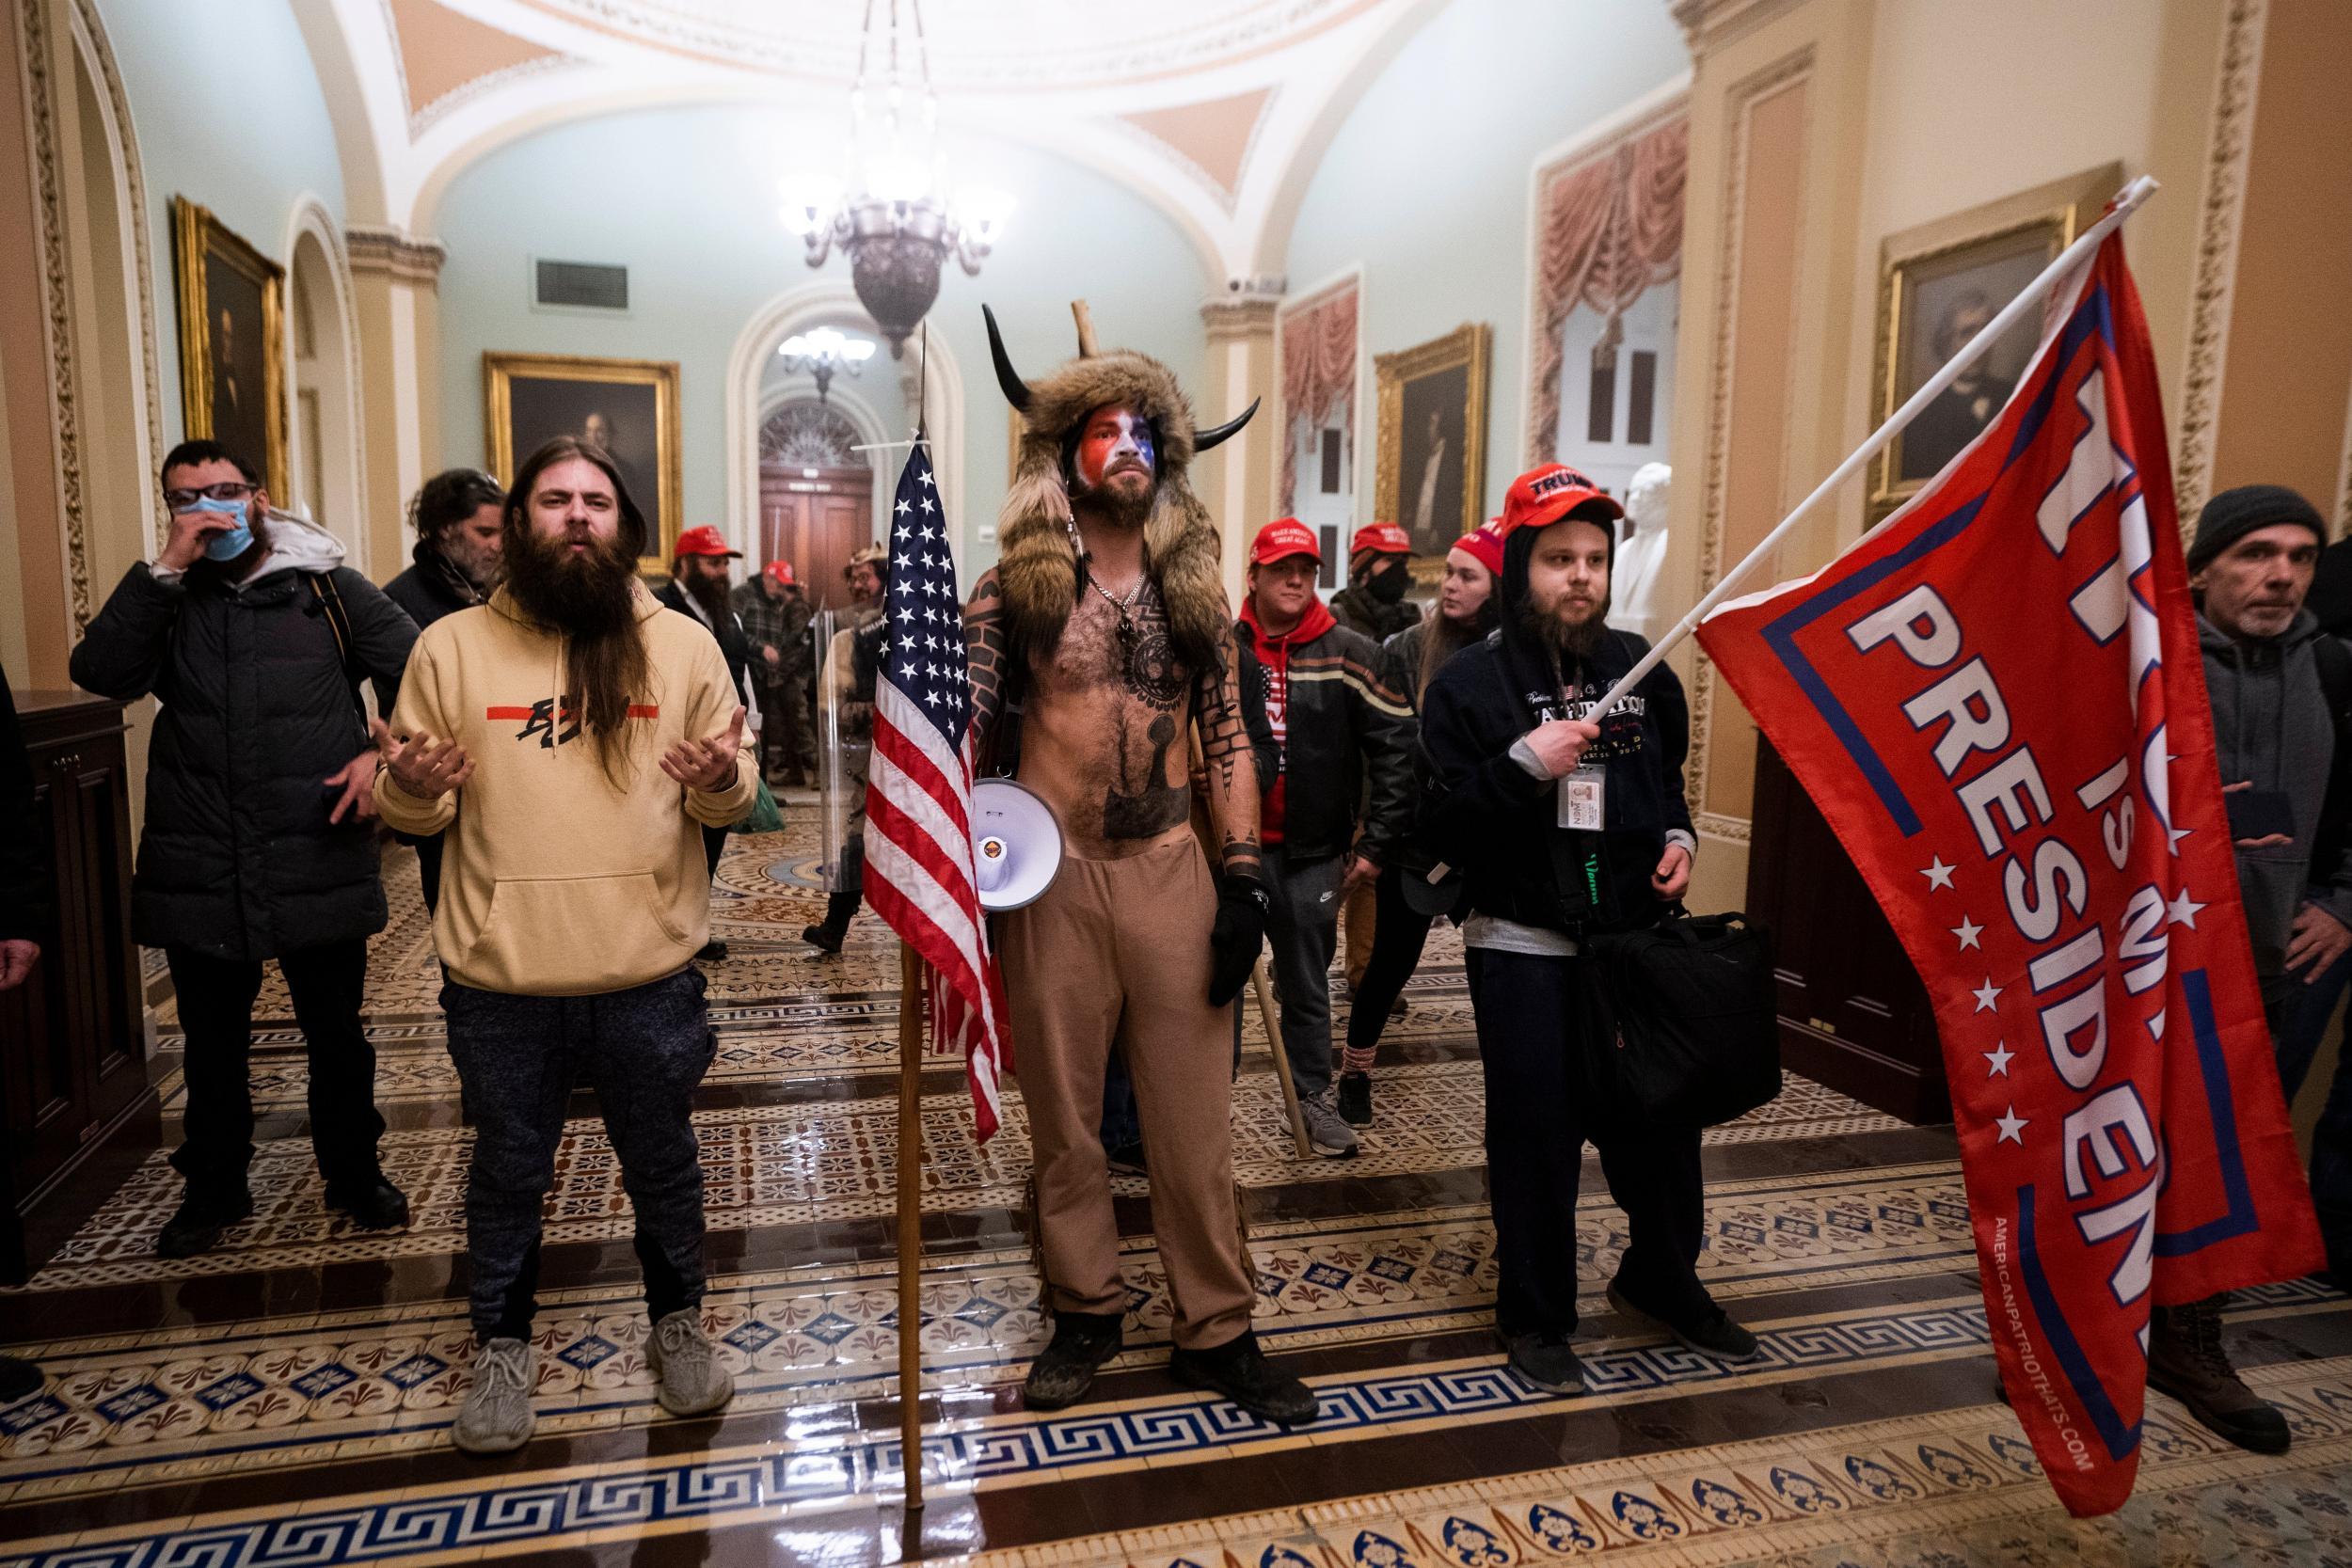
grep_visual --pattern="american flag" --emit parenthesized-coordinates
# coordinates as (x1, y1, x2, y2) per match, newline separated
(863, 444, 1012, 1140)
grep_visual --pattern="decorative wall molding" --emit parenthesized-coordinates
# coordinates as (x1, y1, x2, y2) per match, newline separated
(285, 194, 371, 572)
(758, 400, 865, 469)
(1671, 0, 1805, 62)
(2172, 0, 2266, 532)
(1201, 293, 1282, 342)
(2336, 372, 2352, 540)
(1695, 811, 1753, 844)
(345, 222, 448, 286)
(1679, 45, 1815, 831)
(16, 0, 89, 630)
(65, 0, 163, 563)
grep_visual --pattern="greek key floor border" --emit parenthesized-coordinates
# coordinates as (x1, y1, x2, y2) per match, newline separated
(4, 1289, 2343, 1568)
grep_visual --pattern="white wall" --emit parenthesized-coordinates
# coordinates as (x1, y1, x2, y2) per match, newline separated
(93, 0, 348, 454)
(1283, 0, 1689, 526)
(432, 103, 1215, 574)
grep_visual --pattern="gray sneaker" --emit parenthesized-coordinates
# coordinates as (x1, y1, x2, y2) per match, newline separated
(1300, 1091, 1360, 1159)
(452, 1338, 536, 1455)
(648, 1308, 735, 1418)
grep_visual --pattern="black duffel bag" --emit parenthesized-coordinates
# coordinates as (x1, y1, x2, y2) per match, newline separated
(1578, 911, 1781, 1130)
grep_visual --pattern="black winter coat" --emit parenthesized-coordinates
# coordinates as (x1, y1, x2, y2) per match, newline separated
(1419, 627, 1693, 937)
(383, 553, 481, 632)
(657, 580, 755, 708)
(70, 554, 419, 959)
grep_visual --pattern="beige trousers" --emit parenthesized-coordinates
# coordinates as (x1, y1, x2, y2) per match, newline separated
(997, 836, 1256, 1350)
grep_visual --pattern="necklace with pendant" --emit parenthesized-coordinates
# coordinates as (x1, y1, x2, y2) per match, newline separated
(1089, 569, 1147, 660)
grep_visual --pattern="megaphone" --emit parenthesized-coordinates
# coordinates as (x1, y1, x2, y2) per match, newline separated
(972, 778, 1065, 911)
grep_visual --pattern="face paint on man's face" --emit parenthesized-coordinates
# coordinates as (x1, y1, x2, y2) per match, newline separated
(1073, 408, 1156, 492)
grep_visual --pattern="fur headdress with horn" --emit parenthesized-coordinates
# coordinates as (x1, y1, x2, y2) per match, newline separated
(987, 301, 1257, 672)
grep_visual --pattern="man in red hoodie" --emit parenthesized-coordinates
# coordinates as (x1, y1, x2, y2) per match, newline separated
(1238, 520, 1415, 1155)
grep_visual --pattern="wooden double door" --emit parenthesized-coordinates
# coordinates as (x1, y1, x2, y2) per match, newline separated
(1744, 735, 1949, 1123)
(759, 465, 874, 611)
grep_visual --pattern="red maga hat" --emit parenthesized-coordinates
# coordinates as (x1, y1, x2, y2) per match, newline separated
(764, 559, 797, 586)
(1452, 524, 1507, 580)
(1249, 517, 1322, 566)
(674, 525, 741, 560)
(1349, 522, 1412, 558)
(1497, 464, 1623, 539)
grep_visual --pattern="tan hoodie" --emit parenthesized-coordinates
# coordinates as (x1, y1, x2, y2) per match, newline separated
(373, 580, 757, 996)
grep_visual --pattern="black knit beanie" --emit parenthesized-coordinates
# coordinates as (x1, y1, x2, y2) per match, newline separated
(2187, 484, 2326, 573)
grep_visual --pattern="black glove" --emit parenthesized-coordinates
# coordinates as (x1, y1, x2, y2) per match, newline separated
(1209, 875, 1270, 1006)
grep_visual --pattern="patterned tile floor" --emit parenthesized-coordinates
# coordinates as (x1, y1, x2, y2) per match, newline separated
(8, 810, 2348, 1568)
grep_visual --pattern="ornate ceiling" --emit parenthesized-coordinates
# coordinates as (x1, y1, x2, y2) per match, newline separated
(496, 0, 1384, 91)
(305, 0, 1459, 276)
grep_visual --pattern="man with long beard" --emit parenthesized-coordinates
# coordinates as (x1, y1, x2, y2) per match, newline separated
(1420, 464, 1755, 1393)
(373, 436, 755, 1454)
(968, 305, 1314, 1425)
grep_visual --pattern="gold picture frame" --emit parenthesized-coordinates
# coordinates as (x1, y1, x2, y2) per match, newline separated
(170, 198, 288, 499)
(484, 352, 683, 568)
(1868, 163, 2122, 523)
(1375, 323, 1491, 559)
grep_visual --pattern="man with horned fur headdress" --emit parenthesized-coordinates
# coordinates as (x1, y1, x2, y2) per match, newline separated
(965, 303, 1316, 1426)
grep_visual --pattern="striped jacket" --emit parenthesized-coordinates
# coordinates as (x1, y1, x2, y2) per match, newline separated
(1237, 601, 1417, 865)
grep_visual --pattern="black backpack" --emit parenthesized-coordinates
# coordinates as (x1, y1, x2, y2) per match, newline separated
(1577, 911, 1782, 1131)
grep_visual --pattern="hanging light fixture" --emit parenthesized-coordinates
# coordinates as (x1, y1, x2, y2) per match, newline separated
(776, 325, 877, 405)
(779, 0, 1011, 358)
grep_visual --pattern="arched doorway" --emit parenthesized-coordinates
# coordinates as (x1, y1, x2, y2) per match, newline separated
(285, 210, 365, 568)
(758, 399, 876, 613)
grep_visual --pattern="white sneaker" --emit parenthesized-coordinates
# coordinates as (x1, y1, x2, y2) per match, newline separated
(452, 1338, 535, 1455)
(1300, 1091, 1360, 1159)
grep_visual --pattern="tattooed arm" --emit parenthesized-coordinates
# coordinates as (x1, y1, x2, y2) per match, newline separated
(1193, 623, 1263, 884)
(964, 568, 1013, 775)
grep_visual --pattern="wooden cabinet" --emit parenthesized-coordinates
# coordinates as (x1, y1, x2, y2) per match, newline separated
(1744, 734, 1950, 1124)
(0, 690, 155, 1281)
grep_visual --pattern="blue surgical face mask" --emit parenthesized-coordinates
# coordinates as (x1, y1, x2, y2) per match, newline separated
(188, 496, 255, 562)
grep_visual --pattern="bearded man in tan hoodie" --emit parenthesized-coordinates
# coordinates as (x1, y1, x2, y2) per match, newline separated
(373, 436, 756, 1455)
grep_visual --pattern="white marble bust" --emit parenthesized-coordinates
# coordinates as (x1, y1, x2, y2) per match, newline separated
(1612, 462, 1672, 640)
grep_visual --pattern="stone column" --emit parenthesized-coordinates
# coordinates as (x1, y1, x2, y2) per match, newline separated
(345, 225, 446, 574)
(1199, 289, 1282, 604)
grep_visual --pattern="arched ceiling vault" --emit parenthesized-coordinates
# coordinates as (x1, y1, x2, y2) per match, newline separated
(294, 0, 1455, 284)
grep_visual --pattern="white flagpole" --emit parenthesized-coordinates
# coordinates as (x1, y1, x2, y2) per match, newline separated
(1583, 174, 2160, 726)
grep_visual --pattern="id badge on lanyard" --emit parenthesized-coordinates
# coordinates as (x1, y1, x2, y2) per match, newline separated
(1551, 663, 1605, 832)
(1557, 764, 1605, 831)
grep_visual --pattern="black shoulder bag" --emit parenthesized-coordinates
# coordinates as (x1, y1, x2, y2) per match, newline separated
(1579, 910, 1782, 1131)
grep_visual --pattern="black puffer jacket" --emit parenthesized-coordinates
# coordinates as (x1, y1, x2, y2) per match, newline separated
(70, 515, 419, 958)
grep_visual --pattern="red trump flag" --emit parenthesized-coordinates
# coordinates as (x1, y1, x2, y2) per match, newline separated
(1696, 235, 2321, 1515)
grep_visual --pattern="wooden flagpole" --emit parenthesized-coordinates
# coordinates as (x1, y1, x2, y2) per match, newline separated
(896, 942, 927, 1519)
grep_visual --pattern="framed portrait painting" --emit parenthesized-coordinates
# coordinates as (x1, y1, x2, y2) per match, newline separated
(1375, 323, 1492, 562)
(1868, 163, 2122, 521)
(170, 198, 289, 499)
(484, 352, 683, 567)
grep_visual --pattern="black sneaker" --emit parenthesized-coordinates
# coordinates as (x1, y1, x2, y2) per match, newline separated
(1022, 1310, 1123, 1410)
(696, 939, 729, 963)
(0, 1354, 42, 1406)
(1501, 1330, 1585, 1393)
(1607, 1281, 1760, 1362)
(1168, 1332, 1318, 1427)
(1104, 1141, 1148, 1178)
(800, 924, 844, 956)
(1336, 1071, 1373, 1127)
(326, 1174, 411, 1230)
(157, 1186, 254, 1259)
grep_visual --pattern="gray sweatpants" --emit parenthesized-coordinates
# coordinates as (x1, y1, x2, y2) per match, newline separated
(444, 967, 716, 1342)
(1263, 845, 1347, 1101)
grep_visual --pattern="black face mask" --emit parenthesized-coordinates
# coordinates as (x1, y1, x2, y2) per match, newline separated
(1367, 558, 1410, 604)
